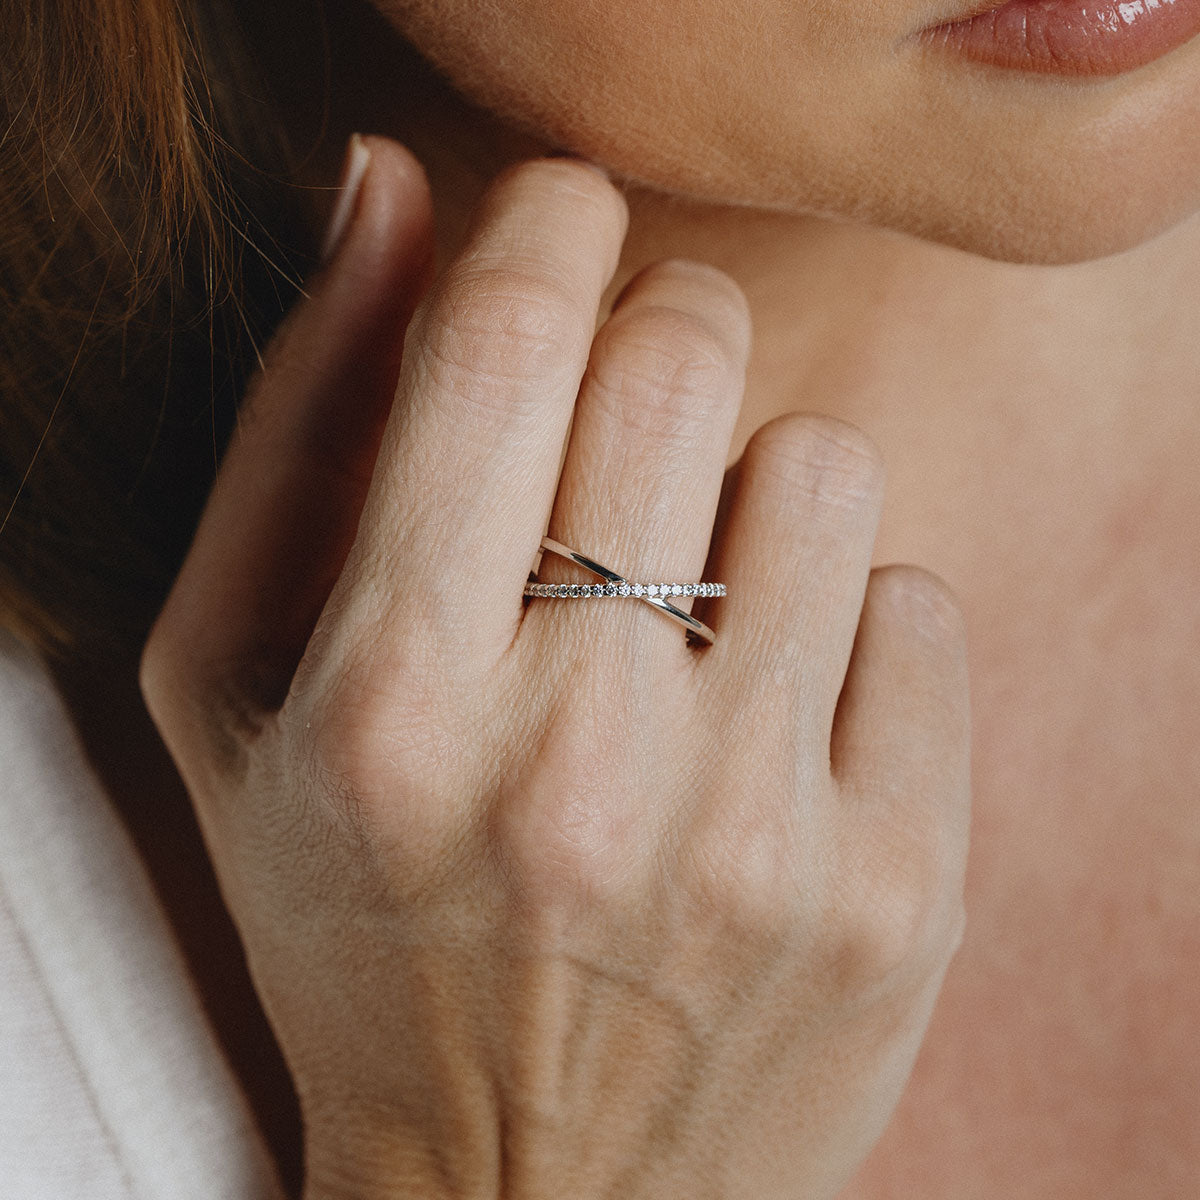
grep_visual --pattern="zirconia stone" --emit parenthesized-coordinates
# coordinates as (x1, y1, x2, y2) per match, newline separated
(647, 584, 659, 596)
(618, 583, 631, 596)
(631, 584, 644, 596)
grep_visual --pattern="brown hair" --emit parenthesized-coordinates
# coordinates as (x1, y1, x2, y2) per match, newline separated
(0, 1, 318, 664)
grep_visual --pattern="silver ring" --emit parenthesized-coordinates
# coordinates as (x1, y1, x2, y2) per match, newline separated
(524, 536, 724, 647)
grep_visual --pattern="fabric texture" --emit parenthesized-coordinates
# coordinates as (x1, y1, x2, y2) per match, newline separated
(0, 627, 285, 1200)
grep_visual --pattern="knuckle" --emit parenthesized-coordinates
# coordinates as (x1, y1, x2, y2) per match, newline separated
(486, 729, 644, 917)
(588, 303, 738, 436)
(746, 413, 885, 512)
(676, 799, 801, 946)
(138, 620, 257, 778)
(487, 791, 635, 918)
(282, 659, 480, 897)
(299, 662, 430, 813)
(298, 672, 390, 800)
(295, 674, 460, 873)
(416, 259, 582, 392)
(825, 814, 960, 995)
(629, 258, 753, 346)
(822, 887, 928, 1001)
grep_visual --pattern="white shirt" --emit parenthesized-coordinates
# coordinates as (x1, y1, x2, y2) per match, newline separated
(0, 627, 285, 1199)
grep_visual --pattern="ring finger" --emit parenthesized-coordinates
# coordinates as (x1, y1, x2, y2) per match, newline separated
(521, 258, 751, 670)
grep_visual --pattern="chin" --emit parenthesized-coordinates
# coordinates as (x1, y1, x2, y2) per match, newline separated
(927, 209, 1198, 267)
(872, 172, 1200, 266)
(591, 120, 1200, 268)
(591, 154, 1199, 269)
(893, 136, 1200, 265)
(545, 59, 1200, 268)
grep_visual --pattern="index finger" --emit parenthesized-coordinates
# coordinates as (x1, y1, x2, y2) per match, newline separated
(314, 158, 629, 677)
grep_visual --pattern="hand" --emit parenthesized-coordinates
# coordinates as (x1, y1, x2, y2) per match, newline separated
(140, 137, 971, 1200)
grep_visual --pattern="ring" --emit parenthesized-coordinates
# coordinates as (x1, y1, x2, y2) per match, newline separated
(524, 536, 724, 646)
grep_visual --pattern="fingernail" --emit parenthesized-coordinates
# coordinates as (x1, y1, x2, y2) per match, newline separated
(320, 133, 371, 265)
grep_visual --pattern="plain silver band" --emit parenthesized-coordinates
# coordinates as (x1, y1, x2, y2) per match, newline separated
(526, 535, 722, 647)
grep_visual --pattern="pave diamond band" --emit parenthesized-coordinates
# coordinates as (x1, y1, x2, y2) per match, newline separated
(525, 535, 724, 647)
(524, 581, 726, 598)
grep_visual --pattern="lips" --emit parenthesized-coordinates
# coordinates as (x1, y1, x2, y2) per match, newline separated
(918, 0, 1200, 75)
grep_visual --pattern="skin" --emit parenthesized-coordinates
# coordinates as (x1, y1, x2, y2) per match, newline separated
(141, 153, 970, 1199)
(373, 0, 1200, 263)
(72, 0, 1200, 1196)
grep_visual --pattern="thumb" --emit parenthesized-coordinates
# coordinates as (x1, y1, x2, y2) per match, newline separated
(141, 135, 435, 765)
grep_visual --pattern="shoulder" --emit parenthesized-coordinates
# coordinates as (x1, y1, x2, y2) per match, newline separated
(0, 627, 79, 775)
(0, 628, 285, 1200)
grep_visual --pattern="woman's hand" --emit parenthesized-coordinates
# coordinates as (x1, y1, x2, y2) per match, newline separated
(139, 137, 971, 1200)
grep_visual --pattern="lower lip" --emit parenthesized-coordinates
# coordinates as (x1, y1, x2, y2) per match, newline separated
(919, 0, 1200, 75)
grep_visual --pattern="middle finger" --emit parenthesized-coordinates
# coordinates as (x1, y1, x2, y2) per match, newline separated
(522, 258, 752, 669)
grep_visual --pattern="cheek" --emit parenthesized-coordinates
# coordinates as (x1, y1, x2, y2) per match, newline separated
(371, 1, 731, 141)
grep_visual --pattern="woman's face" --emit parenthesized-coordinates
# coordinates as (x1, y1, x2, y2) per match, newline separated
(372, 0, 1200, 263)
